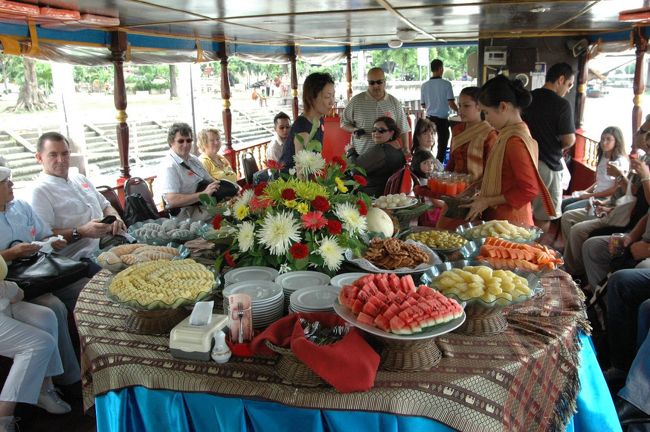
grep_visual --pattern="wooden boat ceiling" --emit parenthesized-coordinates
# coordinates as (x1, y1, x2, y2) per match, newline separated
(11, 0, 647, 48)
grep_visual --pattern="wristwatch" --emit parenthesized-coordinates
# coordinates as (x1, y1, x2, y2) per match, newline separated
(71, 227, 81, 242)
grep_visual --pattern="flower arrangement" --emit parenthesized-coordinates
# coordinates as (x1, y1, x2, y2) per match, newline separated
(203, 149, 371, 275)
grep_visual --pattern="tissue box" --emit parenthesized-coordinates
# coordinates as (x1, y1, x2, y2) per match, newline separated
(169, 314, 228, 361)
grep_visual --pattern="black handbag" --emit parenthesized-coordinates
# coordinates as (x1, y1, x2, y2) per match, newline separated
(6, 252, 89, 300)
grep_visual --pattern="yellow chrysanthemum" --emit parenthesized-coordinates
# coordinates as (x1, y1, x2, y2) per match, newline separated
(265, 178, 329, 202)
(335, 177, 348, 193)
(295, 202, 309, 214)
(284, 199, 297, 208)
(234, 203, 250, 220)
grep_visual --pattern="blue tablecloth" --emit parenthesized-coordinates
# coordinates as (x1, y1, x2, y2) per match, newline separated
(94, 333, 621, 432)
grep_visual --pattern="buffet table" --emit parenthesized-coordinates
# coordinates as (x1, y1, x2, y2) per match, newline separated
(76, 270, 620, 432)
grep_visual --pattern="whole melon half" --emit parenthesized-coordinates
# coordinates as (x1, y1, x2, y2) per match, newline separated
(366, 207, 395, 237)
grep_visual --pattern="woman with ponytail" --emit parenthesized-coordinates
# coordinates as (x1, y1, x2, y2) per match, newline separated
(463, 75, 555, 225)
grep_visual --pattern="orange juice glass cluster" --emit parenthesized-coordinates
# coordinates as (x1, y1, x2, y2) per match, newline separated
(427, 173, 471, 196)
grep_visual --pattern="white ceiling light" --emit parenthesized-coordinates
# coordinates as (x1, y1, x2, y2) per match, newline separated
(388, 39, 403, 48)
(396, 28, 417, 42)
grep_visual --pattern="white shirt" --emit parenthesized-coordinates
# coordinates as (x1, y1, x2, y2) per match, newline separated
(594, 156, 629, 194)
(156, 151, 214, 201)
(265, 134, 284, 163)
(29, 172, 109, 260)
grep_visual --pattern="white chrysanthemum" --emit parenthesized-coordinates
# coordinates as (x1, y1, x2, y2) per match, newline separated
(317, 236, 345, 271)
(334, 202, 367, 235)
(256, 211, 302, 255)
(237, 221, 255, 252)
(237, 189, 254, 206)
(278, 263, 292, 274)
(293, 150, 325, 177)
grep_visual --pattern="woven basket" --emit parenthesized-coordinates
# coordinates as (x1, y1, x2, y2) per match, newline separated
(455, 304, 508, 336)
(372, 336, 442, 371)
(124, 308, 189, 335)
(264, 341, 325, 387)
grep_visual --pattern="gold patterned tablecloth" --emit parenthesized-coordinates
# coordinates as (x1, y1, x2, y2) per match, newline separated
(76, 270, 588, 432)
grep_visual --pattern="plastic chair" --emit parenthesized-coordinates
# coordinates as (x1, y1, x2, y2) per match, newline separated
(96, 185, 125, 220)
(124, 177, 159, 217)
(241, 152, 260, 185)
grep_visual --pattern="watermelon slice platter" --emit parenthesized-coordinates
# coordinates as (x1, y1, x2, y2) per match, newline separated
(333, 273, 466, 341)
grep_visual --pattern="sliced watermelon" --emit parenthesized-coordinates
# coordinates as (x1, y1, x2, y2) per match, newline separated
(389, 315, 412, 335)
(374, 314, 391, 332)
(357, 312, 375, 326)
(361, 301, 381, 318)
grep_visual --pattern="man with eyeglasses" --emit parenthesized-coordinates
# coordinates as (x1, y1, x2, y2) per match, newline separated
(341, 67, 410, 156)
(157, 122, 223, 220)
(420, 59, 458, 163)
(265, 111, 291, 165)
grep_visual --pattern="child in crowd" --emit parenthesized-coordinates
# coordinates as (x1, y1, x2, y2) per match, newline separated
(561, 126, 628, 212)
(412, 150, 445, 226)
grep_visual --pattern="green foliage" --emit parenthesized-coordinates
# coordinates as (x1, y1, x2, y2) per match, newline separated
(0, 55, 52, 89)
(366, 45, 476, 80)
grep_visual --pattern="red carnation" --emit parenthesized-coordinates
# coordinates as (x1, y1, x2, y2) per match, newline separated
(212, 214, 223, 230)
(289, 242, 309, 260)
(224, 251, 236, 268)
(267, 160, 284, 170)
(281, 188, 297, 200)
(332, 156, 347, 171)
(254, 181, 267, 196)
(311, 195, 330, 212)
(327, 219, 342, 235)
(357, 199, 368, 216)
(353, 175, 368, 187)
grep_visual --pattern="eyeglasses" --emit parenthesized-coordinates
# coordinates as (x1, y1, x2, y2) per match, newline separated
(368, 79, 385, 86)
(176, 138, 193, 144)
(372, 128, 389, 134)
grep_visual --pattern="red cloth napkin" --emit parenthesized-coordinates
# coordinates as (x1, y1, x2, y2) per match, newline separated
(250, 312, 380, 393)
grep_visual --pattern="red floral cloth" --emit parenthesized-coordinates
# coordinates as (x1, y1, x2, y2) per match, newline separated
(251, 312, 380, 393)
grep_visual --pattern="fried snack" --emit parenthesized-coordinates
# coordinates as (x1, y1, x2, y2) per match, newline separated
(110, 243, 145, 256)
(363, 238, 429, 270)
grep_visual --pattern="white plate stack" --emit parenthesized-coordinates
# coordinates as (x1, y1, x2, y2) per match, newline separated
(289, 285, 340, 313)
(224, 266, 279, 287)
(222, 281, 284, 329)
(275, 271, 331, 313)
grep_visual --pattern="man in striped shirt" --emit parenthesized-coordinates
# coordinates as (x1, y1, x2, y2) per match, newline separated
(341, 67, 410, 156)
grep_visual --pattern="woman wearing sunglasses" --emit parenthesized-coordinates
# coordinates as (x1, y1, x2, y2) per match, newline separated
(347, 116, 406, 197)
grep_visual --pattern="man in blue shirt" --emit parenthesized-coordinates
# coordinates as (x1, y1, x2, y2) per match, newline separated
(420, 59, 458, 162)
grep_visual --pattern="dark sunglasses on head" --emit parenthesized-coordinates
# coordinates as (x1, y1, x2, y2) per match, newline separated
(368, 79, 385, 86)
(176, 138, 193, 144)
(372, 128, 389, 134)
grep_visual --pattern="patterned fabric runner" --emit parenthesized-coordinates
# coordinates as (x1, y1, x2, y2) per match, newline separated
(76, 270, 588, 432)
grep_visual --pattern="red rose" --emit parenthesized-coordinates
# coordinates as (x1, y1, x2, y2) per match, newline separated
(212, 214, 223, 230)
(281, 188, 297, 200)
(311, 195, 330, 212)
(254, 181, 267, 196)
(353, 175, 368, 187)
(224, 251, 236, 268)
(357, 199, 368, 216)
(327, 219, 342, 235)
(332, 156, 347, 171)
(289, 242, 309, 260)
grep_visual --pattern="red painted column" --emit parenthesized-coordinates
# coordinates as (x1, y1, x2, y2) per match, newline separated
(633, 27, 647, 133)
(219, 43, 236, 171)
(111, 31, 130, 181)
(290, 45, 299, 120)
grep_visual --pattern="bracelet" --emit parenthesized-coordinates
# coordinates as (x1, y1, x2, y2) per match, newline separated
(641, 177, 650, 183)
